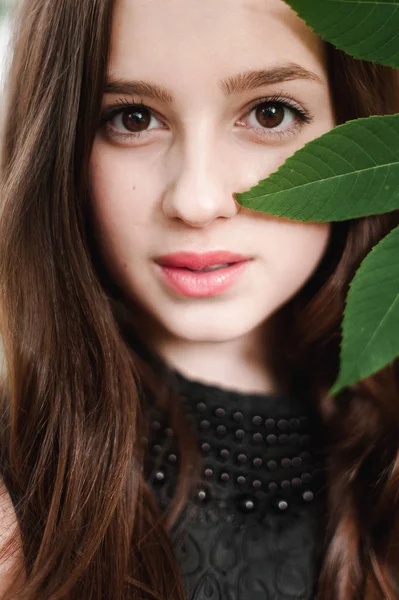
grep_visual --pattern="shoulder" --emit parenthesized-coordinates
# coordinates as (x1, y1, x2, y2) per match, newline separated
(0, 478, 25, 597)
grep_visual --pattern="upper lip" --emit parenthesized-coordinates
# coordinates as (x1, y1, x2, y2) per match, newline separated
(155, 251, 251, 270)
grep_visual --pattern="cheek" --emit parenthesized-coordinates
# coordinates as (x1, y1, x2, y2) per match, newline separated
(88, 144, 152, 245)
(87, 146, 149, 279)
(90, 147, 136, 218)
(266, 220, 331, 288)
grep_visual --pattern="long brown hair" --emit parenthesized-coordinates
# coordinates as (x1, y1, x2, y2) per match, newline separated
(0, 1, 398, 598)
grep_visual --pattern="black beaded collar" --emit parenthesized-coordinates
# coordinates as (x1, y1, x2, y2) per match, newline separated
(145, 368, 326, 524)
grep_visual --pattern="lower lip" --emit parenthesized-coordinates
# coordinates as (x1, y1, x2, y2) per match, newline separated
(156, 260, 251, 297)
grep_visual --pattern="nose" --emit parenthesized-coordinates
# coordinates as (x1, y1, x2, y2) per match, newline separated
(161, 133, 239, 228)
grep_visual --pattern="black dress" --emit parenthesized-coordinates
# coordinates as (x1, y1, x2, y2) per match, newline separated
(145, 368, 327, 600)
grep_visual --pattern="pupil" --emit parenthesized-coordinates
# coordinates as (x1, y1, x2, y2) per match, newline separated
(258, 103, 285, 128)
(122, 107, 151, 132)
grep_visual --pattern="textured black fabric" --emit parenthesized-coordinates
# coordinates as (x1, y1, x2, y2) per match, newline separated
(146, 368, 327, 600)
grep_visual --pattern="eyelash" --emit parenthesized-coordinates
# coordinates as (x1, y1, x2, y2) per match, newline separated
(99, 93, 314, 143)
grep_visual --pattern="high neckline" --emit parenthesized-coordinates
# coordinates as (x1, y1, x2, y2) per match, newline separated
(170, 367, 289, 401)
(146, 364, 325, 522)
(168, 366, 313, 418)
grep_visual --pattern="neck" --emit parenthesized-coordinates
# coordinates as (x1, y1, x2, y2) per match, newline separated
(150, 317, 286, 396)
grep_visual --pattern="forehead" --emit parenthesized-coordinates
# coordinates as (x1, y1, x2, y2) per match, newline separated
(109, 0, 327, 91)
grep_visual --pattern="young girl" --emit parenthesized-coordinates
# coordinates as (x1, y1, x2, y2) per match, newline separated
(0, 0, 398, 598)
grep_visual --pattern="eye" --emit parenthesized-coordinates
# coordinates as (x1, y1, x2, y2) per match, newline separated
(251, 102, 292, 128)
(100, 102, 164, 140)
(240, 96, 313, 140)
(115, 106, 158, 132)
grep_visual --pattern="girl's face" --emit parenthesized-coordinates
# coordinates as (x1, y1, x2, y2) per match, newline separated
(89, 0, 335, 344)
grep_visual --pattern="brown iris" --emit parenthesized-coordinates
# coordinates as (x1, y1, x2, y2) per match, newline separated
(122, 107, 151, 132)
(256, 102, 285, 129)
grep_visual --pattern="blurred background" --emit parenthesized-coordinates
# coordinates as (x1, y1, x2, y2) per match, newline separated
(0, 0, 11, 16)
(0, 0, 12, 84)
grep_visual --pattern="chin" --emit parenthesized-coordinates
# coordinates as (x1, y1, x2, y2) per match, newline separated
(156, 308, 269, 343)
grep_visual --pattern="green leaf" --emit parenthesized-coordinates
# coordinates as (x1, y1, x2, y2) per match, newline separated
(234, 114, 399, 222)
(284, 0, 399, 69)
(329, 225, 399, 396)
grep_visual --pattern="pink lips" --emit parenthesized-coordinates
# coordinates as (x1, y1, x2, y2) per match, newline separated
(154, 251, 252, 297)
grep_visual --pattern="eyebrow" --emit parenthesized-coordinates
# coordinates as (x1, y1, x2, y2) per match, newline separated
(104, 63, 324, 104)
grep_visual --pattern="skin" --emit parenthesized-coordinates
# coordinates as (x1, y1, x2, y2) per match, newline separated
(89, 0, 336, 394)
